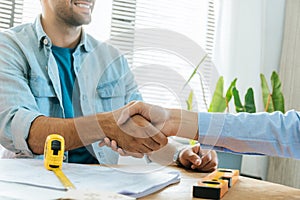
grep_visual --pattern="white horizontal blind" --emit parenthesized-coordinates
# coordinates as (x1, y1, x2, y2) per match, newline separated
(110, 0, 217, 111)
(0, 0, 41, 31)
(110, 0, 137, 65)
(202, 0, 218, 105)
(0, 0, 23, 30)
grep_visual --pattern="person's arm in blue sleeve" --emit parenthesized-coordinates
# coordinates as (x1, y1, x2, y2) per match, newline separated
(117, 101, 300, 159)
(198, 110, 300, 158)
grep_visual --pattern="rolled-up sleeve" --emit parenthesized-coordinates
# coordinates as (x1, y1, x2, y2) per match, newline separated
(0, 32, 43, 157)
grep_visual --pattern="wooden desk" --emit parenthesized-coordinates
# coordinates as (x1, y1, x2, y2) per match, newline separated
(141, 166, 300, 200)
(1, 159, 300, 200)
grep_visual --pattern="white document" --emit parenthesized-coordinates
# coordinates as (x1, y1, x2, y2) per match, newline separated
(0, 159, 180, 199)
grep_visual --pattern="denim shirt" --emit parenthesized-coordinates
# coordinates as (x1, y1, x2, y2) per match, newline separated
(0, 15, 142, 164)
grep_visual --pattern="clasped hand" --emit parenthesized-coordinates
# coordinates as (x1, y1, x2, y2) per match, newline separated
(99, 101, 218, 172)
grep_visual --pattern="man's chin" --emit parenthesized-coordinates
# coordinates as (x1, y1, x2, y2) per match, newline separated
(83, 18, 92, 25)
(73, 20, 91, 27)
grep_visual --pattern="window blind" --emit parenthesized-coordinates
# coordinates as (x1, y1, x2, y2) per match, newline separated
(0, 0, 41, 31)
(110, 0, 217, 111)
(0, 0, 23, 30)
(110, 0, 137, 65)
(0, 0, 40, 31)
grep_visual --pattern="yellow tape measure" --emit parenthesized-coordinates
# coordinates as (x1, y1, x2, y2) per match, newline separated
(44, 134, 76, 190)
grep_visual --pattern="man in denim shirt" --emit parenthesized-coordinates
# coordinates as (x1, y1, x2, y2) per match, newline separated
(0, 0, 169, 164)
(0, 0, 218, 170)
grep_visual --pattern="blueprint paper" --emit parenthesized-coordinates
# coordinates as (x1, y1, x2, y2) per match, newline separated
(0, 159, 180, 199)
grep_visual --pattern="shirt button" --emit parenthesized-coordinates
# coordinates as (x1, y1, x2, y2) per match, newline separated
(43, 38, 49, 45)
(82, 95, 86, 101)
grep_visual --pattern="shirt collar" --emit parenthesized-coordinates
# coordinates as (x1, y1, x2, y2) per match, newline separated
(34, 14, 92, 53)
(34, 15, 48, 49)
(77, 28, 91, 53)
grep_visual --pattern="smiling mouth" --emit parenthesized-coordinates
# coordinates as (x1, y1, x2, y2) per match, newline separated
(74, 1, 93, 9)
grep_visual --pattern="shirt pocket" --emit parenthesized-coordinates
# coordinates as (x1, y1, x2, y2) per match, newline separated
(97, 79, 126, 111)
(29, 75, 61, 117)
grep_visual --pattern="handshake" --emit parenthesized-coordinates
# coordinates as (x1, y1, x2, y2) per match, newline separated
(98, 101, 217, 172)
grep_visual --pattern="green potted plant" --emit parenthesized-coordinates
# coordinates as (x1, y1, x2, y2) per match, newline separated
(185, 70, 285, 169)
(208, 71, 284, 113)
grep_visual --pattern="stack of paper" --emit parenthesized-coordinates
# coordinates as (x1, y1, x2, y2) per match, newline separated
(0, 159, 180, 199)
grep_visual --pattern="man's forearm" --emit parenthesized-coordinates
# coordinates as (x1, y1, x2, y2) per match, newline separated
(27, 106, 167, 155)
(28, 115, 106, 154)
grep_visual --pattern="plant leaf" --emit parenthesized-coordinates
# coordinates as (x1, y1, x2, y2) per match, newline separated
(271, 71, 285, 113)
(208, 76, 226, 112)
(260, 73, 274, 112)
(244, 88, 256, 113)
(232, 87, 245, 112)
(186, 90, 194, 111)
(182, 54, 208, 90)
(225, 78, 237, 106)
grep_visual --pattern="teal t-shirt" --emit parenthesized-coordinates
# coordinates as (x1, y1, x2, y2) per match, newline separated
(52, 45, 99, 164)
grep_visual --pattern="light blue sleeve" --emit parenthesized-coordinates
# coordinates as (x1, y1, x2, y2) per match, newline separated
(0, 28, 43, 157)
(198, 110, 300, 159)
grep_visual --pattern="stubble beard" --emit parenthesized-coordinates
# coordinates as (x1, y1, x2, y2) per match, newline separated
(56, 5, 92, 27)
